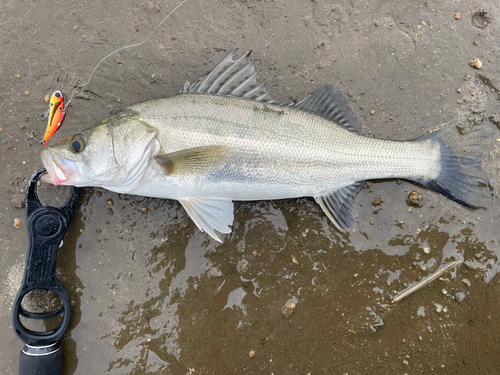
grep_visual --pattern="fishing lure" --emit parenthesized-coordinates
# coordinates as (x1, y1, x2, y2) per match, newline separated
(27, 91, 66, 146)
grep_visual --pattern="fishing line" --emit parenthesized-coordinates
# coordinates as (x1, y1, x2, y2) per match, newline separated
(66, 0, 188, 107)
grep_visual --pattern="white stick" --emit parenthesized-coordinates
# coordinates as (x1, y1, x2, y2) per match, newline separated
(392, 258, 463, 303)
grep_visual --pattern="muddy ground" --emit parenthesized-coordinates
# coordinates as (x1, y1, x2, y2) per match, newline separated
(2, 0, 500, 374)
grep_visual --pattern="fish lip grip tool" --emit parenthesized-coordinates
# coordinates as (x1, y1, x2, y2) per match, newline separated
(12, 169, 79, 374)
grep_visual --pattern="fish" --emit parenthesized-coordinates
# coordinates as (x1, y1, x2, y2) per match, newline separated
(40, 49, 495, 241)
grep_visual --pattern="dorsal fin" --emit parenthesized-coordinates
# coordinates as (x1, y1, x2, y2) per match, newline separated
(295, 85, 363, 133)
(182, 49, 277, 104)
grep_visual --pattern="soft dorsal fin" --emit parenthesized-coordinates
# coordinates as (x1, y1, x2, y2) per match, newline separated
(295, 85, 363, 133)
(315, 181, 365, 231)
(181, 49, 277, 104)
(179, 196, 234, 242)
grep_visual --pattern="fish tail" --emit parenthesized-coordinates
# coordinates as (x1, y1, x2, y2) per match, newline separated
(412, 119, 497, 209)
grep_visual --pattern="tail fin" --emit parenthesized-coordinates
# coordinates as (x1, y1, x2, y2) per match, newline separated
(413, 119, 496, 209)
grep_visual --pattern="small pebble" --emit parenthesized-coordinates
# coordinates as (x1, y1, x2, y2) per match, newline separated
(423, 247, 430, 254)
(291, 256, 298, 264)
(249, 350, 256, 358)
(252, 250, 258, 257)
(24, 91, 30, 96)
(372, 197, 382, 206)
(142, 207, 148, 212)
(14, 74, 21, 79)
(434, 303, 443, 313)
(454, 13, 460, 20)
(457, 88, 461, 93)
(14, 218, 22, 228)
(44, 94, 50, 102)
(209, 268, 223, 278)
(469, 58, 482, 69)
(11, 192, 25, 208)
(282, 298, 297, 318)
(407, 191, 424, 207)
(107, 199, 114, 206)
(455, 292, 466, 302)
(370, 110, 375, 115)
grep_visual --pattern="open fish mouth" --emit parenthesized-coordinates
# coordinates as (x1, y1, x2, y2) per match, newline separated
(40, 149, 77, 185)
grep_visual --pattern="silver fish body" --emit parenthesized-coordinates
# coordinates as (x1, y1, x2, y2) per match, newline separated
(41, 49, 494, 241)
(127, 94, 439, 200)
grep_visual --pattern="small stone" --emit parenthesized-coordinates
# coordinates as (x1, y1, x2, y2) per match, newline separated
(11, 192, 25, 208)
(107, 199, 114, 206)
(455, 292, 466, 302)
(14, 218, 22, 228)
(291, 255, 298, 264)
(24, 91, 30, 96)
(44, 94, 50, 102)
(457, 88, 461, 93)
(117, 60, 123, 64)
(455, 13, 460, 20)
(372, 197, 383, 206)
(249, 350, 256, 358)
(407, 191, 423, 207)
(15, 74, 21, 79)
(252, 250, 258, 257)
(469, 58, 482, 69)
(237, 260, 249, 273)
(423, 247, 430, 254)
(434, 303, 443, 313)
(282, 298, 297, 318)
(370, 110, 375, 115)
(142, 207, 148, 212)
(117, 99, 121, 103)
(209, 268, 223, 278)
(473, 41, 478, 46)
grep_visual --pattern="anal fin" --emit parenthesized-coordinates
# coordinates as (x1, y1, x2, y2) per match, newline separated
(179, 196, 234, 242)
(315, 182, 364, 231)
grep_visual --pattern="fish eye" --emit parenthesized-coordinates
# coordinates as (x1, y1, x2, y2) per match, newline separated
(54, 92, 61, 98)
(69, 133, 87, 153)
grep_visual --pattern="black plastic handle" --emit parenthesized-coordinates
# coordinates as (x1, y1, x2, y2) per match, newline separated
(12, 169, 79, 346)
(19, 343, 61, 375)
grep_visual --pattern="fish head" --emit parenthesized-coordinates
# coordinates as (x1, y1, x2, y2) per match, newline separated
(41, 110, 158, 190)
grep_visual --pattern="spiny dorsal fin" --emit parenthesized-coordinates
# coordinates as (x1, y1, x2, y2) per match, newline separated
(155, 146, 230, 176)
(315, 181, 365, 231)
(295, 85, 363, 133)
(182, 49, 277, 104)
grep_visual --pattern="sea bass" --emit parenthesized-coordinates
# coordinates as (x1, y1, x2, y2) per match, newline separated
(41, 49, 494, 241)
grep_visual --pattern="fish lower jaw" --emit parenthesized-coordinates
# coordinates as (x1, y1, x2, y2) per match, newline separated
(41, 149, 69, 185)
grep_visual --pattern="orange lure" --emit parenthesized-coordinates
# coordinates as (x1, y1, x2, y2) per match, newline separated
(42, 91, 65, 146)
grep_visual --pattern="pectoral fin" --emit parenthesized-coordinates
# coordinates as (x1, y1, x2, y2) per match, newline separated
(315, 182, 364, 231)
(179, 196, 234, 242)
(155, 146, 230, 176)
